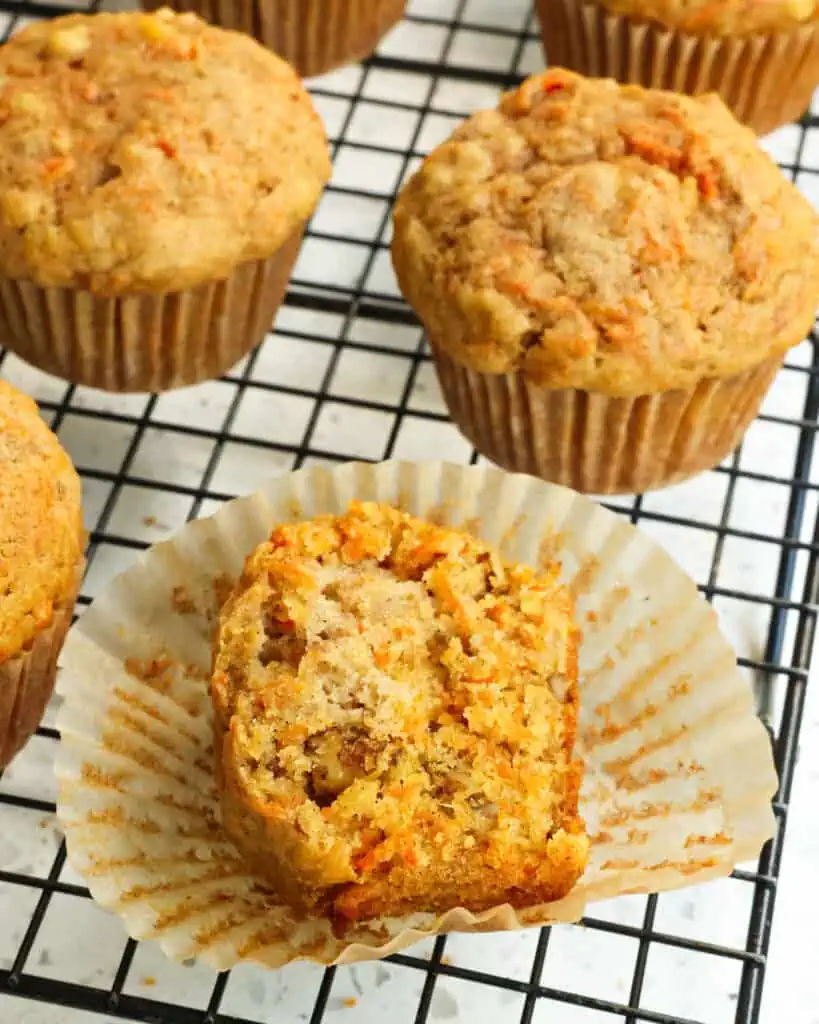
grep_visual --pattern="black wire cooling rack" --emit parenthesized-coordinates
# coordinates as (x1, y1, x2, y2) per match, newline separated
(0, 1, 817, 1023)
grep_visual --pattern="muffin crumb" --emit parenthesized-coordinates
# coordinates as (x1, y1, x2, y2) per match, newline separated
(213, 502, 588, 926)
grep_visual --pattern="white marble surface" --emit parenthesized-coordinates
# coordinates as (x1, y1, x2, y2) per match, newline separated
(1, 0, 818, 1022)
(760, 672, 819, 1024)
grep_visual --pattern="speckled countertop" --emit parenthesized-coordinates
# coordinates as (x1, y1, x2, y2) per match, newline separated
(1, 1, 818, 1022)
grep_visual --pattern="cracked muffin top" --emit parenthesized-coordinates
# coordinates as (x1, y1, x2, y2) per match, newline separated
(212, 501, 587, 923)
(592, 0, 818, 35)
(392, 70, 819, 396)
(0, 381, 83, 662)
(0, 9, 330, 295)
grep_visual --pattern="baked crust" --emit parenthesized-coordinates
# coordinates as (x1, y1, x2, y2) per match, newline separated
(213, 502, 588, 926)
(392, 70, 819, 397)
(588, 0, 818, 35)
(0, 381, 83, 663)
(0, 9, 330, 295)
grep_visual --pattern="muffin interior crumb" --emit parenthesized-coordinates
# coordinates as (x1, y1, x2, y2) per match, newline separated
(214, 502, 586, 918)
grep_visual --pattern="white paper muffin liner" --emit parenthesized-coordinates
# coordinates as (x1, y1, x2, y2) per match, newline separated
(55, 460, 777, 968)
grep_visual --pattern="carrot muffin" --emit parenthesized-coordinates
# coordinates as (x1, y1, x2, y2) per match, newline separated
(536, 0, 819, 134)
(0, 381, 84, 769)
(0, 9, 330, 392)
(212, 501, 588, 926)
(391, 70, 819, 495)
(141, 0, 407, 79)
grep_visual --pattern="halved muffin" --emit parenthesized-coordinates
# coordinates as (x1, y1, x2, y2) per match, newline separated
(212, 501, 588, 927)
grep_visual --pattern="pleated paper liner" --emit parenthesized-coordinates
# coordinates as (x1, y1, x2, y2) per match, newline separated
(0, 230, 303, 394)
(141, 0, 407, 78)
(535, 0, 819, 135)
(55, 461, 777, 968)
(1, 558, 84, 769)
(433, 348, 783, 494)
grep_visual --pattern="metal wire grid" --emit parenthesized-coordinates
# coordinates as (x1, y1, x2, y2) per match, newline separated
(0, 1, 816, 1022)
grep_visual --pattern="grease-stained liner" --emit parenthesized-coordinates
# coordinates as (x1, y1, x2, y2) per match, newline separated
(56, 461, 776, 968)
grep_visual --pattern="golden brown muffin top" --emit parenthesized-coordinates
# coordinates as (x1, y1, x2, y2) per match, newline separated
(0, 381, 83, 663)
(592, 0, 817, 35)
(392, 70, 819, 396)
(213, 502, 584, 913)
(0, 9, 330, 295)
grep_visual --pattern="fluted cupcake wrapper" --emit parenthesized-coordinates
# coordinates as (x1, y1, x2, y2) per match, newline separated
(142, 0, 407, 78)
(433, 348, 783, 494)
(536, 0, 819, 135)
(56, 461, 776, 968)
(1, 558, 84, 770)
(0, 231, 303, 394)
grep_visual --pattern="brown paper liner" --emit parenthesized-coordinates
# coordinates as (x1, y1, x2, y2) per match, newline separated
(0, 559, 83, 770)
(536, 0, 819, 134)
(433, 347, 782, 494)
(142, 0, 407, 78)
(0, 231, 303, 394)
